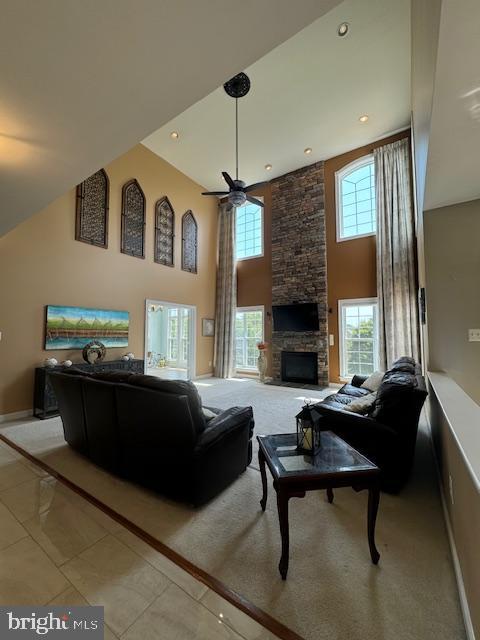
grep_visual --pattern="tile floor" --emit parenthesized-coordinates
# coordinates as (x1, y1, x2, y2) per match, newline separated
(0, 438, 280, 640)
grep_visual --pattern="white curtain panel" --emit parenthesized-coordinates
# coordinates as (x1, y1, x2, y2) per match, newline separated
(214, 201, 237, 378)
(374, 138, 420, 369)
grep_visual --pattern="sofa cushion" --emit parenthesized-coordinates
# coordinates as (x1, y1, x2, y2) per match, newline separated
(338, 383, 371, 398)
(321, 393, 354, 409)
(389, 362, 416, 374)
(370, 371, 417, 425)
(360, 371, 384, 392)
(345, 392, 377, 414)
(129, 375, 206, 433)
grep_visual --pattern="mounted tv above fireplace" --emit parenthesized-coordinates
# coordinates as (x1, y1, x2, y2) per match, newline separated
(272, 303, 319, 332)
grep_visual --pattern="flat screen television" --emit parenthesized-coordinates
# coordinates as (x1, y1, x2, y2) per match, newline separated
(272, 303, 319, 332)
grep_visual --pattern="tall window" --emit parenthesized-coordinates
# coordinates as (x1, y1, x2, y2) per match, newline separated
(335, 156, 376, 241)
(235, 201, 263, 260)
(339, 299, 379, 378)
(235, 307, 263, 370)
(167, 308, 190, 365)
(167, 309, 178, 362)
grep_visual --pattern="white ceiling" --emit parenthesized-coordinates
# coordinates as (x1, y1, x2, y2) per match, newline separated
(0, 0, 339, 236)
(143, 0, 411, 192)
(424, 0, 480, 211)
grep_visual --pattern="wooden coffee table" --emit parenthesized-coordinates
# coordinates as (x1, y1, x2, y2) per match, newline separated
(257, 431, 381, 579)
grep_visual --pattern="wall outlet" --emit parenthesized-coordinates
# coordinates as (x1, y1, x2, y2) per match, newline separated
(468, 329, 480, 342)
(329, 334, 335, 347)
(448, 474, 454, 505)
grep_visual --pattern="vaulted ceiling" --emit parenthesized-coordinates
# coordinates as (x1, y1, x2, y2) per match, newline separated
(143, 0, 411, 192)
(0, 0, 340, 236)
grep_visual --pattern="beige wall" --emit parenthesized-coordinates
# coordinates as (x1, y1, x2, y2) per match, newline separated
(424, 198, 480, 405)
(0, 144, 218, 415)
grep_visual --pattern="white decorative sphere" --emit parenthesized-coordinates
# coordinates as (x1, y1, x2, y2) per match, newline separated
(44, 358, 58, 367)
(126, 352, 134, 360)
(62, 360, 73, 367)
(121, 355, 130, 361)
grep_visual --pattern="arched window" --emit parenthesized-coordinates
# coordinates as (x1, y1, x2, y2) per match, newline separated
(121, 179, 145, 258)
(181, 210, 197, 273)
(335, 155, 376, 241)
(75, 169, 109, 248)
(154, 196, 175, 267)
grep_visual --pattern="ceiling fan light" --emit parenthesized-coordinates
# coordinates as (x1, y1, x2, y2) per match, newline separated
(229, 191, 247, 206)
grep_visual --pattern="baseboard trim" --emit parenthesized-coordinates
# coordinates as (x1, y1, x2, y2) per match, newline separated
(194, 373, 214, 380)
(0, 409, 33, 424)
(424, 414, 476, 640)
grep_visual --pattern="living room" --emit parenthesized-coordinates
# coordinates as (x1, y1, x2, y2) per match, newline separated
(0, 1, 479, 640)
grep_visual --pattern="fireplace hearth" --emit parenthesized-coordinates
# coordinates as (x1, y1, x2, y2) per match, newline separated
(281, 351, 318, 385)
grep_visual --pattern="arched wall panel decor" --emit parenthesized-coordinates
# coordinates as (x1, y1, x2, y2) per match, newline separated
(75, 169, 109, 248)
(154, 196, 175, 267)
(182, 210, 198, 274)
(121, 179, 146, 258)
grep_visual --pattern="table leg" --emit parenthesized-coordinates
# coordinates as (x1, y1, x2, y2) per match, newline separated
(259, 448, 268, 511)
(367, 486, 380, 564)
(327, 487, 334, 504)
(276, 490, 290, 580)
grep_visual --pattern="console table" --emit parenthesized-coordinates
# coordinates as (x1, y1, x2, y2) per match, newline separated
(33, 359, 144, 419)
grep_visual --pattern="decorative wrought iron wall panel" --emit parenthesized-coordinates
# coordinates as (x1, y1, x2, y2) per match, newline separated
(75, 169, 109, 248)
(182, 210, 198, 273)
(154, 196, 175, 266)
(121, 179, 146, 258)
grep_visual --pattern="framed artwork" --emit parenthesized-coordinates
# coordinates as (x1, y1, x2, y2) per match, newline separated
(121, 179, 146, 258)
(202, 318, 215, 337)
(75, 169, 109, 248)
(45, 305, 129, 350)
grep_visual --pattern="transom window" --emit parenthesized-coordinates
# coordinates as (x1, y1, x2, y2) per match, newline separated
(235, 201, 263, 260)
(235, 307, 264, 370)
(335, 156, 376, 241)
(339, 298, 379, 378)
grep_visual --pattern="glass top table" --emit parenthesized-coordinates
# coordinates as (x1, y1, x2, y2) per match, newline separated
(257, 431, 377, 479)
(257, 431, 381, 579)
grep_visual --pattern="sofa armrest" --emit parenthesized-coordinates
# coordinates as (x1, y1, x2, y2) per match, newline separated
(194, 406, 254, 454)
(351, 374, 368, 388)
(314, 403, 397, 440)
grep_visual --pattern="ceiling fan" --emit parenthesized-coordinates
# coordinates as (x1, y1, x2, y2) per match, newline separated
(202, 72, 268, 207)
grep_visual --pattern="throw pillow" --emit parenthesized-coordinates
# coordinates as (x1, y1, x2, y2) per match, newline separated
(202, 407, 217, 421)
(345, 392, 377, 414)
(360, 371, 384, 392)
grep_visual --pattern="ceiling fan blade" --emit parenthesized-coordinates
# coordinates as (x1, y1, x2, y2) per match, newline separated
(243, 181, 269, 193)
(201, 191, 229, 196)
(222, 171, 236, 190)
(246, 195, 264, 207)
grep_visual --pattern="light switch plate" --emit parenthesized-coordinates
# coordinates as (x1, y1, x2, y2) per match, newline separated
(329, 334, 335, 346)
(468, 329, 480, 342)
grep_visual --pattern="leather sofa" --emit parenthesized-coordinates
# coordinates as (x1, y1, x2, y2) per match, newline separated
(48, 369, 254, 506)
(313, 358, 428, 492)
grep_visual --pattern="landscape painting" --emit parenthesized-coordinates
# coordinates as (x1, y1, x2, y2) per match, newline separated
(45, 305, 129, 350)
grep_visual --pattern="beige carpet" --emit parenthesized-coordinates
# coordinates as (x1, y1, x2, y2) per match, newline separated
(1, 379, 466, 640)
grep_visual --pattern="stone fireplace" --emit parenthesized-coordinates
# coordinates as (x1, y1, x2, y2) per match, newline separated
(270, 161, 328, 387)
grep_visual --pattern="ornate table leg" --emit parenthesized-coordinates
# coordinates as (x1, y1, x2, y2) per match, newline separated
(259, 448, 268, 511)
(327, 487, 334, 504)
(276, 489, 290, 580)
(367, 486, 380, 564)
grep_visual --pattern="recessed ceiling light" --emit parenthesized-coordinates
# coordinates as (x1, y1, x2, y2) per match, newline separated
(337, 22, 349, 37)
(304, 147, 312, 155)
(170, 131, 179, 140)
(265, 164, 272, 171)
(359, 115, 369, 123)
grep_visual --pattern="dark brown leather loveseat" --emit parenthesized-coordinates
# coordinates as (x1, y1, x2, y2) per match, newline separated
(48, 369, 254, 506)
(314, 357, 428, 492)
